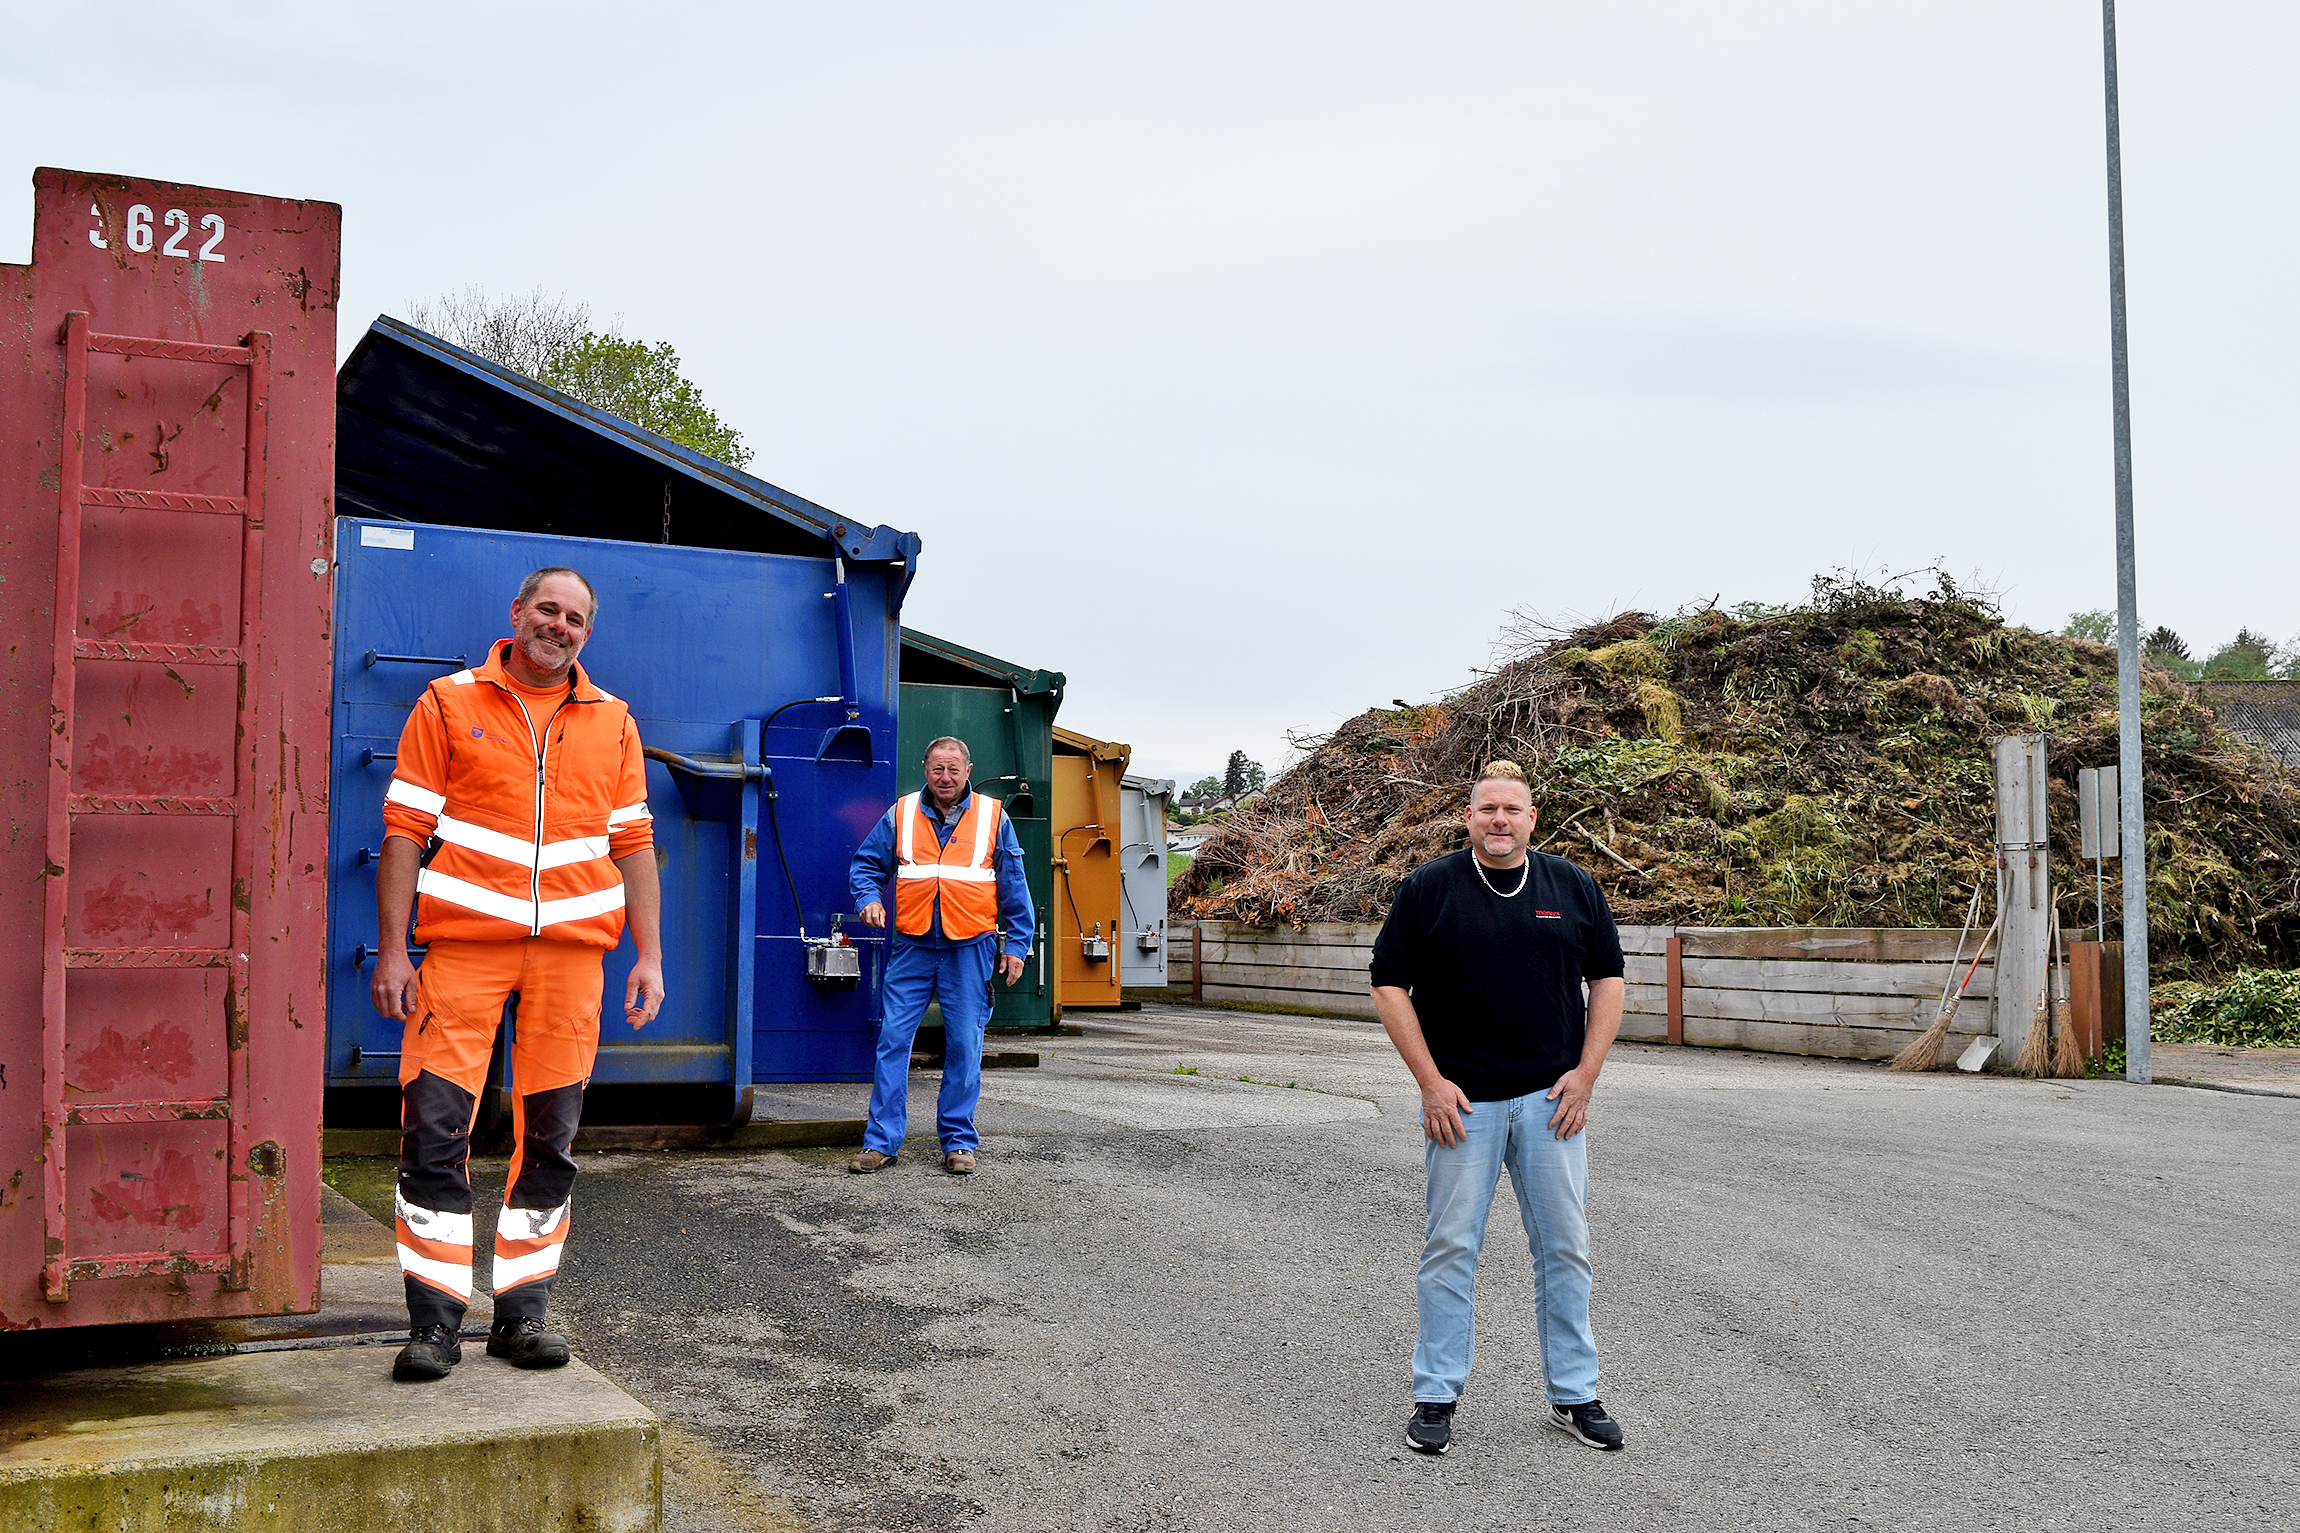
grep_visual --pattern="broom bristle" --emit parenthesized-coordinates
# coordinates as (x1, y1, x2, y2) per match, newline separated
(1890, 1004, 1956, 1072)
(2050, 999, 2087, 1078)
(2014, 1002, 2053, 1076)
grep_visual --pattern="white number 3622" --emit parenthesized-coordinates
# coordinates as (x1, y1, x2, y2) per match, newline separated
(88, 202, 226, 263)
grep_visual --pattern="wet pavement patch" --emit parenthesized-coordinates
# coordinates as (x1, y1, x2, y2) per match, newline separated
(554, 1152, 992, 1531)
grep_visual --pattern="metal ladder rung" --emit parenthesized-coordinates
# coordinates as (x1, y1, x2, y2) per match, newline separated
(80, 486, 251, 517)
(67, 793, 237, 816)
(68, 1251, 235, 1282)
(73, 639, 242, 665)
(65, 947, 233, 969)
(84, 331, 256, 366)
(66, 1097, 231, 1125)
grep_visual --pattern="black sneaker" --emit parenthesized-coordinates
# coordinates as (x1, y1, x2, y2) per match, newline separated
(391, 1322, 463, 1382)
(1404, 1400, 1455, 1455)
(1548, 1399, 1624, 1451)
(486, 1316, 572, 1369)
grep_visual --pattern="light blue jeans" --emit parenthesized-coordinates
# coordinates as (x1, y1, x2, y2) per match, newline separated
(865, 936, 994, 1156)
(1413, 1089, 1598, 1405)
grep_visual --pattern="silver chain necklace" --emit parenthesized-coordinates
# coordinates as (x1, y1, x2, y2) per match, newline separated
(1472, 854, 1530, 898)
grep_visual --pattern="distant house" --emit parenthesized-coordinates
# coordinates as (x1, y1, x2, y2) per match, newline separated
(1175, 787, 1263, 819)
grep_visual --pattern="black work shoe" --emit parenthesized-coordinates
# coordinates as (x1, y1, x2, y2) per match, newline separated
(1405, 1400, 1456, 1455)
(1548, 1398, 1625, 1451)
(486, 1316, 572, 1369)
(391, 1322, 463, 1382)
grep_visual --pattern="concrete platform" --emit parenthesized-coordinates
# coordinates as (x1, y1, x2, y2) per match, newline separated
(0, 1346, 659, 1532)
(0, 1184, 662, 1530)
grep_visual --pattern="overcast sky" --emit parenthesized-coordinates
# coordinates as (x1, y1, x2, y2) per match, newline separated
(6, 3, 2294, 788)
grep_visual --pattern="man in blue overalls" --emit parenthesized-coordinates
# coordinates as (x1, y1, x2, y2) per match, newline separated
(848, 735, 1034, 1175)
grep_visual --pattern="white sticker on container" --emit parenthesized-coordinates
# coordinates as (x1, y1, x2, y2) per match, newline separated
(360, 525, 416, 550)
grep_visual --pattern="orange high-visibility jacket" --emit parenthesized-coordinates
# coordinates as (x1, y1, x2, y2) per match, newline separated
(893, 790, 1003, 941)
(381, 642, 653, 949)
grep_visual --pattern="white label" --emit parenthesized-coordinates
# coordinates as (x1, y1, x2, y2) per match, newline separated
(360, 525, 416, 550)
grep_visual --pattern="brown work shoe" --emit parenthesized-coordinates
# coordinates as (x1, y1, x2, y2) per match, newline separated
(942, 1150, 976, 1176)
(848, 1149, 897, 1174)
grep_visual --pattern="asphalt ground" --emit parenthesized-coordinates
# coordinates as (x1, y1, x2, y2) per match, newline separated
(533, 1004, 2297, 1532)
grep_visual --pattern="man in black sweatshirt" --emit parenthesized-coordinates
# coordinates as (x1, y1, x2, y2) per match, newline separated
(1369, 759, 1627, 1457)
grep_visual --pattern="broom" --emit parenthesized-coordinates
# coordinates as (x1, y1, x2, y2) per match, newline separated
(1890, 883, 1994, 1072)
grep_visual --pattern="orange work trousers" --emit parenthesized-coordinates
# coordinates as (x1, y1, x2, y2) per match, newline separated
(395, 937, 604, 1329)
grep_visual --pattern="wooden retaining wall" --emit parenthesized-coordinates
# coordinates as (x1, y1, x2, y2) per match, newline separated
(1169, 921, 2002, 1062)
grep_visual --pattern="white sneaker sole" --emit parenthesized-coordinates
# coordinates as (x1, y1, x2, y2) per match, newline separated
(1403, 1428, 1449, 1456)
(1548, 1407, 1624, 1451)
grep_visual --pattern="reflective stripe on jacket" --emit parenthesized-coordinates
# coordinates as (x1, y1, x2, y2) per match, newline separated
(893, 790, 1003, 940)
(380, 641, 653, 949)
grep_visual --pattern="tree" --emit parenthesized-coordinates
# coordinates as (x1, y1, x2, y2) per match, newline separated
(539, 334, 751, 468)
(2143, 625, 2190, 662)
(1223, 751, 1265, 798)
(2203, 628, 2278, 680)
(407, 286, 593, 382)
(405, 285, 752, 468)
(2064, 610, 2115, 644)
(1186, 776, 1223, 801)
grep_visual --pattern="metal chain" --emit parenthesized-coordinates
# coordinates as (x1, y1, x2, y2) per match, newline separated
(1471, 856, 1530, 899)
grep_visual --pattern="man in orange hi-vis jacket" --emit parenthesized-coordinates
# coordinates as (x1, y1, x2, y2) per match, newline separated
(369, 566, 663, 1384)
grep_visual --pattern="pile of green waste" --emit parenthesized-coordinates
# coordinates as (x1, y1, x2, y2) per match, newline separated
(2151, 970, 2300, 1047)
(1172, 571, 2300, 982)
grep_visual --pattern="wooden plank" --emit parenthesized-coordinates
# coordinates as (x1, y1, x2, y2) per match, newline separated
(1195, 920, 1386, 948)
(1196, 936, 1375, 968)
(1679, 955, 1997, 1000)
(1676, 928, 1972, 963)
(1621, 981, 1668, 1016)
(1617, 1014, 1668, 1043)
(1616, 924, 1673, 956)
(1197, 960, 1372, 991)
(1201, 981, 1378, 1017)
(1666, 933, 1684, 1046)
(1678, 986, 1979, 1028)
(1684, 1014, 1986, 1061)
(1621, 953, 1666, 987)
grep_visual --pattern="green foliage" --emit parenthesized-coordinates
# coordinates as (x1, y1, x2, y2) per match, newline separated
(1837, 628, 1885, 675)
(406, 287, 752, 469)
(1186, 776, 1223, 800)
(541, 333, 752, 468)
(2202, 627, 2278, 680)
(2153, 969, 2300, 1047)
(2143, 624, 2189, 660)
(1223, 751, 1266, 798)
(2064, 610, 2115, 644)
(1590, 640, 1668, 680)
(1548, 738, 1682, 796)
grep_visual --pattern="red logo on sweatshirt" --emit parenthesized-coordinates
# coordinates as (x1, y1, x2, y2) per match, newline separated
(1535, 910, 1562, 919)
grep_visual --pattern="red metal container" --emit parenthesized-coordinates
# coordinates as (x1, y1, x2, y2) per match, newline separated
(0, 169, 338, 1328)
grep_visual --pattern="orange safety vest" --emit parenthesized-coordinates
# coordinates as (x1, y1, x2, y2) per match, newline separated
(380, 642, 653, 949)
(893, 790, 1003, 941)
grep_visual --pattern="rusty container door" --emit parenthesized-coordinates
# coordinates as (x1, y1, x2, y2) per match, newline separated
(1051, 726, 1131, 1011)
(0, 170, 339, 1329)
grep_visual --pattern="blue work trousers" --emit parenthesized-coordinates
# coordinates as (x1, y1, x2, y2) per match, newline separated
(1413, 1089, 1600, 1406)
(865, 937, 995, 1156)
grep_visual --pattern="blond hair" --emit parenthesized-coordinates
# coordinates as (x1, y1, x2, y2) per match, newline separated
(1471, 760, 1531, 800)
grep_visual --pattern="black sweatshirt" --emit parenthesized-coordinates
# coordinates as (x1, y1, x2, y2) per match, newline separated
(1368, 849, 1626, 1101)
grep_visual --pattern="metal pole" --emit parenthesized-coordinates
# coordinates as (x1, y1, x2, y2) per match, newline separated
(2103, 0, 2150, 1083)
